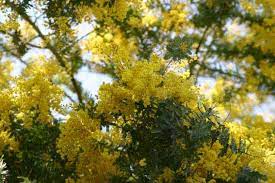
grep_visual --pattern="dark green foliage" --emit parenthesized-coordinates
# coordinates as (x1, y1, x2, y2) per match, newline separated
(237, 167, 267, 183)
(165, 37, 192, 61)
(3, 121, 73, 183)
(44, 0, 96, 21)
(103, 99, 244, 182)
(192, 0, 239, 27)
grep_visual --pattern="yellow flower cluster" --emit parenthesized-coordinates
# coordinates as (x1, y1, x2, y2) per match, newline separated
(127, 2, 159, 28)
(0, 61, 13, 89)
(76, 0, 140, 22)
(190, 141, 246, 182)
(161, 4, 189, 33)
(97, 56, 198, 119)
(0, 91, 18, 154)
(244, 68, 261, 92)
(0, 63, 18, 154)
(156, 167, 174, 183)
(54, 16, 75, 37)
(14, 74, 63, 127)
(259, 60, 275, 81)
(23, 57, 69, 84)
(11, 60, 64, 127)
(57, 110, 101, 161)
(94, 0, 128, 21)
(240, 0, 275, 16)
(0, 91, 13, 125)
(84, 28, 137, 71)
(209, 78, 258, 119)
(57, 110, 119, 182)
(75, 151, 118, 183)
(239, 0, 275, 54)
(141, 14, 158, 27)
(0, 18, 19, 32)
(245, 118, 274, 180)
(0, 131, 18, 154)
(251, 19, 275, 54)
(226, 116, 275, 182)
(240, 0, 258, 14)
(19, 20, 36, 42)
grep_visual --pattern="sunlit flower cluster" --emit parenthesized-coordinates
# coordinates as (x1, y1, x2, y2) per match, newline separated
(0, 61, 13, 89)
(75, 0, 140, 22)
(162, 4, 189, 33)
(97, 55, 198, 118)
(57, 110, 119, 182)
(84, 28, 137, 71)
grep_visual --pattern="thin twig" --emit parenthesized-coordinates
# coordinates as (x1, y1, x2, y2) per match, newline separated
(6, 0, 84, 104)
(0, 44, 28, 65)
(61, 30, 94, 52)
(195, 26, 210, 55)
(26, 42, 44, 49)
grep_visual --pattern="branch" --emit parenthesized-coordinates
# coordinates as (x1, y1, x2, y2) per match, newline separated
(199, 62, 244, 80)
(64, 91, 77, 103)
(0, 44, 28, 66)
(190, 26, 211, 76)
(26, 42, 44, 49)
(61, 30, 94, 52)
(195, 26, 211, 55)
(6, 0, 83, 104)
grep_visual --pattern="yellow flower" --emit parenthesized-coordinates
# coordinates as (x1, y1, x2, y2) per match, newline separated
(57, 109, 121, 182)
(156, 167, 174, 183)
(180, 43, 188, 52)
(161, 4, 189, 33)
(0, 61, 13, 89)
(104, 33, 113, 41)
(128, 17, 140, 27)
(139, 158, 147, 167)
(142, 15, 158, 26)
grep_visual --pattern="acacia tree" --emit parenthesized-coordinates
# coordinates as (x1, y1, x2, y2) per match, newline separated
(0, 0, 274, 182)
